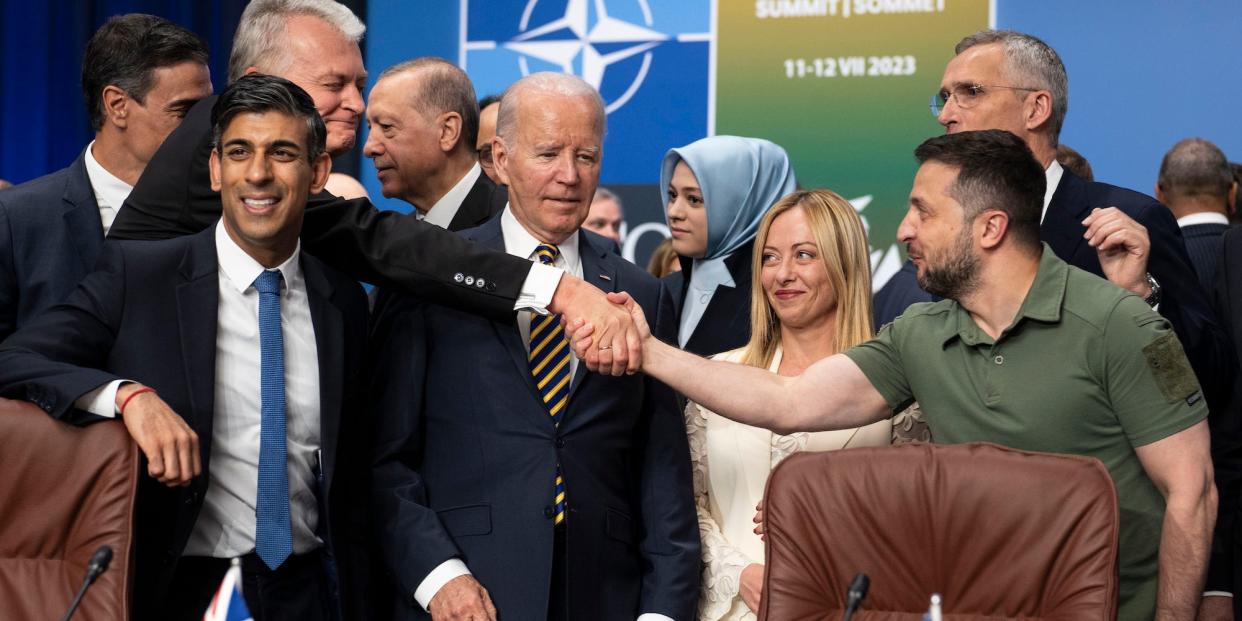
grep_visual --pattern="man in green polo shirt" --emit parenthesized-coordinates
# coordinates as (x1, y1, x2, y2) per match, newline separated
(568, 130, 1215, 620)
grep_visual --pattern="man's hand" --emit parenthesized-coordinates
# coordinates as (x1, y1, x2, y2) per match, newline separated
(1082, 207, 1152, 297)
(115, 384, 200, 487)
(740, 563, 765, 613)
(428, 575, 497, 621)
(552, 277, 645, 375)
(1198, 595, 1232, 621)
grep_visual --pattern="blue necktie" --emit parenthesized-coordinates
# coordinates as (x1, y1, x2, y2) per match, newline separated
(528, 245, 569, 525)
(253, 270, 291, 570)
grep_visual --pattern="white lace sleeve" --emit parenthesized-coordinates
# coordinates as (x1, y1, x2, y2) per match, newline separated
(686, 399, 755, 620)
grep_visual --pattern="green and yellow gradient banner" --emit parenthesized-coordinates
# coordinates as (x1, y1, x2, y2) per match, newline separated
(716, 0, 991, 287)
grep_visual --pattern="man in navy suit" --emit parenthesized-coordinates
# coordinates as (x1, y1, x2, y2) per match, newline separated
(879, 30, 1228, 413)
(1155, 138, 1236, 288)
(369, 72, 699, 621)
(0, 14, 211, 339)
(0, 76, 371, 620)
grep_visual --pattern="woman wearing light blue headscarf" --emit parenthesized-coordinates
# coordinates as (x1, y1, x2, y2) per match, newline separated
(661, 136, 797, 356)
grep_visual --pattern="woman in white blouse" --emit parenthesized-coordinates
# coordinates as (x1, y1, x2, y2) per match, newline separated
(687, 189, 892, 619)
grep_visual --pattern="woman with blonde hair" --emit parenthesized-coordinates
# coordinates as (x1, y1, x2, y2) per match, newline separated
(687, 189, 892, 620)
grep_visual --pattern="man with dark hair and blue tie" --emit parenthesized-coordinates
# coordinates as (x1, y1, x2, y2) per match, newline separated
(0, 75, 372, 621)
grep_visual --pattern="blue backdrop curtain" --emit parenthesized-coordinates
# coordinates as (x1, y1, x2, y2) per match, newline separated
(0, 0, 365, 186)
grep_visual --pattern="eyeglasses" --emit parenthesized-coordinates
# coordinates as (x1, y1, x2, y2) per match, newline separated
(477, 144, 493, 165)
(929, 84, 1039, 116)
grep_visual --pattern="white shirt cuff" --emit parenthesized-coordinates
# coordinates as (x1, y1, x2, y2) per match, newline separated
(516, 262, 562, 314)
(414, 558, 471, 611)
(1203, 591, 1232, 597)
(73, 379, 129, 418)
(637, 614, 676, 621)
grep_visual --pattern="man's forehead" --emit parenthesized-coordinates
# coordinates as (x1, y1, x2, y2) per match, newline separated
(942, 44, 1005, 83)
(222, 111, 306, 144)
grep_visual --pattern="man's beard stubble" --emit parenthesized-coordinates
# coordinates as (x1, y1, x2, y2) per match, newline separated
(914, 227, 981, 300)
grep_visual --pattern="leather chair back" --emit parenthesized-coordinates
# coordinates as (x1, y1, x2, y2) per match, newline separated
(0, 398, 138, 620)
(759, 442, 1119, 620)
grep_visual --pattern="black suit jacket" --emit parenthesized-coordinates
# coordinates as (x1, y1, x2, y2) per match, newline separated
(369, 219, 699, 620)
(445, 172, 507, 232)
(0, 228, 373, 620)
(1182, 221, 1229, 288)
(1043, 169, 1231, 409)
(1209, 227, 1242, 609)
(663, 241, 754, 357)
(0, 149, 103, 339)
(109, 95, 530, 322)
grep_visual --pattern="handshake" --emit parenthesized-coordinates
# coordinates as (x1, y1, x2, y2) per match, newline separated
(556, 279, 654, 376)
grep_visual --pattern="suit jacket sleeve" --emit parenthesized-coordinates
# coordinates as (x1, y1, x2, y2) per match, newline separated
(0, 243, 126, 425)
(635, 283, 701, 618)
(1136, 200, 1234, 411)
(368, 289, 466, 605)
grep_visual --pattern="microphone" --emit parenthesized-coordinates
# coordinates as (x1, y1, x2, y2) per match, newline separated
(842, 572, 870, 621)
(60, 545, 113, 621)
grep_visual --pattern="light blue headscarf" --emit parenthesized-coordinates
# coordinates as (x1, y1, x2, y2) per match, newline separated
(660, 136, 797, 260)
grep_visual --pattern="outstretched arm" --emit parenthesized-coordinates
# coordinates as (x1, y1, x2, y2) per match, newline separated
(568, 293, 890, 434)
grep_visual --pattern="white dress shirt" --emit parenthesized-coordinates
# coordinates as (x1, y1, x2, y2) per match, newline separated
(1040, 159, 1064, 223)
(422, 163, 481, 229)
(678, 254, 736, 348)
(1177, 211, 1230, 228)
(82, 140, 133, 236)
(415, 209, 673, 621)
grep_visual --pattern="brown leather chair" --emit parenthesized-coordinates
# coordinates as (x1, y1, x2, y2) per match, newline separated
(759, 442, 1119, 620)
(0, 397, 138, 620)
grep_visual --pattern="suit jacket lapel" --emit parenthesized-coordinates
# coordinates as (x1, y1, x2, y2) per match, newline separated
(448, 175, 504, 231)
(567, 231, 618, 401)
(175, 228, 220, 450)
(303, 254, 344, 493)
(62, 151, 104, 273)
(468, 220, 546, 405)
(1041, 169, 1091, 262)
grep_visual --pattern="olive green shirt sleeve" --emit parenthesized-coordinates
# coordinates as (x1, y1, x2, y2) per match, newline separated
(1103, 295, 1208, 448)
(843, 322, 914, 413)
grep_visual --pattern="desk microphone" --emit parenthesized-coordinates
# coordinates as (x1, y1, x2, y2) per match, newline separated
(60, 545, 113, 621)
(842, 572, 870, 621)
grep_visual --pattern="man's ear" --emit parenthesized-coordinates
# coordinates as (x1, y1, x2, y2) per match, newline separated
(101, 85, 129, 129)
(243, 66, 261, 76)
(309, 152, 333, 194)
(492, 136, 512, 186)
(209, 148, 222, 192)
(1155, 183, 1168, 204)
(1229, 182, 1238, 216)
(438, 111, 463, 153)
(978, 209, 1010, 250)
(1024, 90, 1053, 133)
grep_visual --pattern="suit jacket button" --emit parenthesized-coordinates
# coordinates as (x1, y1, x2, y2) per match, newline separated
(475, 278, 486, 288)
(544, 506, 555, 519)
(454, 272, 465, 283)
(555, 438, 565, 448)
(486, 282, 497, 292)
(465, 275, 475, 286)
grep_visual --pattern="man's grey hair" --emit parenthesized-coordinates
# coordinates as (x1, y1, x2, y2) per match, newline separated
(1159, 138, 1234, 199)
(956, 30, 1068, 144)
(592, 186, 623, 209)
(377, 57, 480, 152)
(496, 72, 605, 144)
(228, 0, 365, 83)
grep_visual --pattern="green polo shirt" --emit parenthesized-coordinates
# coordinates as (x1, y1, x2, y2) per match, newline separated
(844, 245, 1206, 620)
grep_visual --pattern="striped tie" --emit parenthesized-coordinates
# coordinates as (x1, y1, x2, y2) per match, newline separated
(529, 244, 569, 525)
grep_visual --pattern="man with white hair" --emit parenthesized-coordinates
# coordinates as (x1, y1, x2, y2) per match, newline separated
(584, 186, 625, 245)
(110, 0, 644, 374)
(369, 72, 699, 621)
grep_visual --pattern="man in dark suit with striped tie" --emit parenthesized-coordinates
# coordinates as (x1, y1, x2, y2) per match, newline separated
(369, 72, 699, 621)
(1156, 138, 1237, 289)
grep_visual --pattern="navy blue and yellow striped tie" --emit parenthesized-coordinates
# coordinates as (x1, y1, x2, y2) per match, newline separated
(529, 244, 569, 525)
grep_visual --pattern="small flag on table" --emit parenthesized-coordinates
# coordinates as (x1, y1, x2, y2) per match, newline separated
(202, 558, 252, 621)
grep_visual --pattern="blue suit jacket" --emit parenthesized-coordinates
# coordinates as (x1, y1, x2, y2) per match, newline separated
(369, 217, 699, 621)
(0, 227, 374, 620)
(0, 149, 104, 339)
(1182, 221, 1229, 288)
(662, 241, 754, 357)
